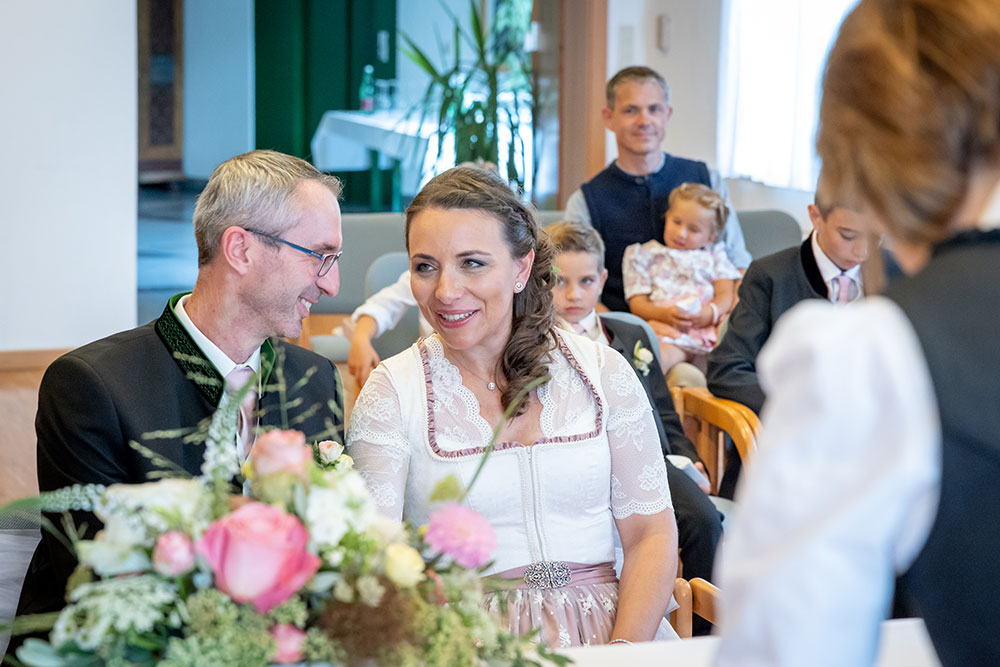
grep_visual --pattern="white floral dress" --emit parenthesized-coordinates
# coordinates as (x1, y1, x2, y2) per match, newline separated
(623, 240, 741, 352)
(346, 329, 675, 647)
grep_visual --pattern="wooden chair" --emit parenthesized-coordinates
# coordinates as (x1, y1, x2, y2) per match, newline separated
(670, 577, 721, 638)
(670, 386, 759, 495)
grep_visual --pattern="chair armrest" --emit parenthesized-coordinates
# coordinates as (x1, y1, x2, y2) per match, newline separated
(674, 387, 759, 494)
(681, 387, 758, 467)
(670, 577, 693, 638)
(690, 577, 720, 626)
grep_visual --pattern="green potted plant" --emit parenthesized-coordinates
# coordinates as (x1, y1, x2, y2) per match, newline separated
(400, 0, 533, 193)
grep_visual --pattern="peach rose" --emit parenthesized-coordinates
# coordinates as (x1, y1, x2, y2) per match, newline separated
(195, 502, 320, 612)
(250, 429, 314, 479)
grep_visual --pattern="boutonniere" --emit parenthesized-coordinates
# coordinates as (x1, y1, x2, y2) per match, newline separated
(633, 340, 654, 376)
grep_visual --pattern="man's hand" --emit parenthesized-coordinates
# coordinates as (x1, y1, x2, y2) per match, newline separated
(348, 316, 380, 386)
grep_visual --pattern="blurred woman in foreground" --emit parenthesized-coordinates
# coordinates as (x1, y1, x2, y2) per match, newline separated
(717, 1, 1000, 665)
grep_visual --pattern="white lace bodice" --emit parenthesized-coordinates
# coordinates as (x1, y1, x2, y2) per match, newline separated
(347, 329, 672, 575)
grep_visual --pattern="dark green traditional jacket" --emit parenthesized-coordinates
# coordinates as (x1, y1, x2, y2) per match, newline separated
(18, 294, 344, 618)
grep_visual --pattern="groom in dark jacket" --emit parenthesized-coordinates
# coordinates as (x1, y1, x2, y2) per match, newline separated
(17, 150, 347, 622)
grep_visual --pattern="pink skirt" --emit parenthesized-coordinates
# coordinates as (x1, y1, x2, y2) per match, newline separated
(482, 561, 676, 648)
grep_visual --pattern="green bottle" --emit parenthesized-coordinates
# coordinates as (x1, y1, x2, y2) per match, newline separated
(359, 65, 375, 113)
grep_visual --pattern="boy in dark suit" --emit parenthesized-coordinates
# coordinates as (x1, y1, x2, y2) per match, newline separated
(707, 185, 886, 415)
(547, 221, 722, 590)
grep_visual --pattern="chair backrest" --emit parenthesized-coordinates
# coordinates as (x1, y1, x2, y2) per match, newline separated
(671, 386, 759, 495)
(312, 212, 407, 315)
(535, 209, 567, 228)
(670, 577, 721, 638)
(599, 311, 662, 368)
(365, 251, 419, 360)
(737, 209, 803, 260)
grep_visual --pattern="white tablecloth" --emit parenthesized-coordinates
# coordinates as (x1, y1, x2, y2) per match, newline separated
(310, 110, 450, 194)
(561, 618, 941, 666)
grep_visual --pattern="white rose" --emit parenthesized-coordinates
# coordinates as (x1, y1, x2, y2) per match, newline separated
(339, 472, 376, 533)
(306, 486, 350, 548)
(637, 348, 654, 364)
(102, 479, 207, 529)
(317, 440, 344, 465)
(76, 516, 151, 575)
(384, 543, 426, 588)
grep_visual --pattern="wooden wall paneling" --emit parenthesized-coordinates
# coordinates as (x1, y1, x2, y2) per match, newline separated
(557, 0, 607, 208)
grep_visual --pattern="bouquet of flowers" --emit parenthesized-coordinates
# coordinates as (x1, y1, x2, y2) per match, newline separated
(2, 375, 565, 666)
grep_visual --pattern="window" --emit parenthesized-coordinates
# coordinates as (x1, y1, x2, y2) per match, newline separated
(717, 0, 858, 190)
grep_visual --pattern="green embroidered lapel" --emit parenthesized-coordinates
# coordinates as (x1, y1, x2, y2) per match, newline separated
(155, 293, 225, 405)
(260, 338, 276, 387)
(155, 293, 277, 407)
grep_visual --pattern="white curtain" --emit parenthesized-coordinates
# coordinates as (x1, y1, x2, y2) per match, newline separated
(717, 0, 858, 191)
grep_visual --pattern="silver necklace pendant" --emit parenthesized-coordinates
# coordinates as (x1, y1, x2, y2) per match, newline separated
(487, 381, 497, 391)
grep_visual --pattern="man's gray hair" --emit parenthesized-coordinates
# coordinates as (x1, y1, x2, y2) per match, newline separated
(193, 150, 342, 266)
(606, 66, 670, 109)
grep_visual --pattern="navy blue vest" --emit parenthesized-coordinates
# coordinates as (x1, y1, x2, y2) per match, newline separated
(580, 154, 711, 311)
(887, 229, 1000, 665)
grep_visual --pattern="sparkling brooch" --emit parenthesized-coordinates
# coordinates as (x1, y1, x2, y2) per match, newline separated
(523, 561, 572, 589)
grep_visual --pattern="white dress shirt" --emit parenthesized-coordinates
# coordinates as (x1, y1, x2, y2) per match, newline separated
(564, 155, 752, 269)
(810, 231, 863, 303)
(174, 295, 261, 457)
(556, 309, 609, 346)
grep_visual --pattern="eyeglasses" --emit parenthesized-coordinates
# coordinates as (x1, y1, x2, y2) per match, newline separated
(250, 230, 342, 277)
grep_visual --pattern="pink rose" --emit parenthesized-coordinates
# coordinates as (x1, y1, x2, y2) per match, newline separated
(250, 429, 313, 479)
(425, 503, 496, 569)
(152, 531, 195, 576)
(195, 502, 321, 612)
(270, 624, 307, 664)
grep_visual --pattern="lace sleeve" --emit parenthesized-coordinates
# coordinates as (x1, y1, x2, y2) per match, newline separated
(599, 347, 673, 519)
(346, 365, 412, 521)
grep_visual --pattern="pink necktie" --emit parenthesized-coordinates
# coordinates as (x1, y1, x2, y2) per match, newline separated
(571, 321, 588, 336)
(225, 365, 257, 462)
(834, 274, 854, 305)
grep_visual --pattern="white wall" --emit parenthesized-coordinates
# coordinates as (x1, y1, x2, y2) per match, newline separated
(183, 0, 255, 179)
(395, 0, 470, 111)
(605, 0, 811, 233)
(0, 1, 137, 351)
(606, 0, 723, 169)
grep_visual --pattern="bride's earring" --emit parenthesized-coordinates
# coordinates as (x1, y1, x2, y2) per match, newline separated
(514, 281, 524, 292)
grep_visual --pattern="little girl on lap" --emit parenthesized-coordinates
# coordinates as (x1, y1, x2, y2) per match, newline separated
(623, 183, 740, 375)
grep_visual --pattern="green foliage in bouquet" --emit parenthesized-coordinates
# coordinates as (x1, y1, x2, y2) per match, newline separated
(1, 357, 566, 666)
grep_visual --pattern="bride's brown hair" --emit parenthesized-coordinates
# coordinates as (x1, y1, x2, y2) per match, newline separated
(405, 166, 557, 416)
